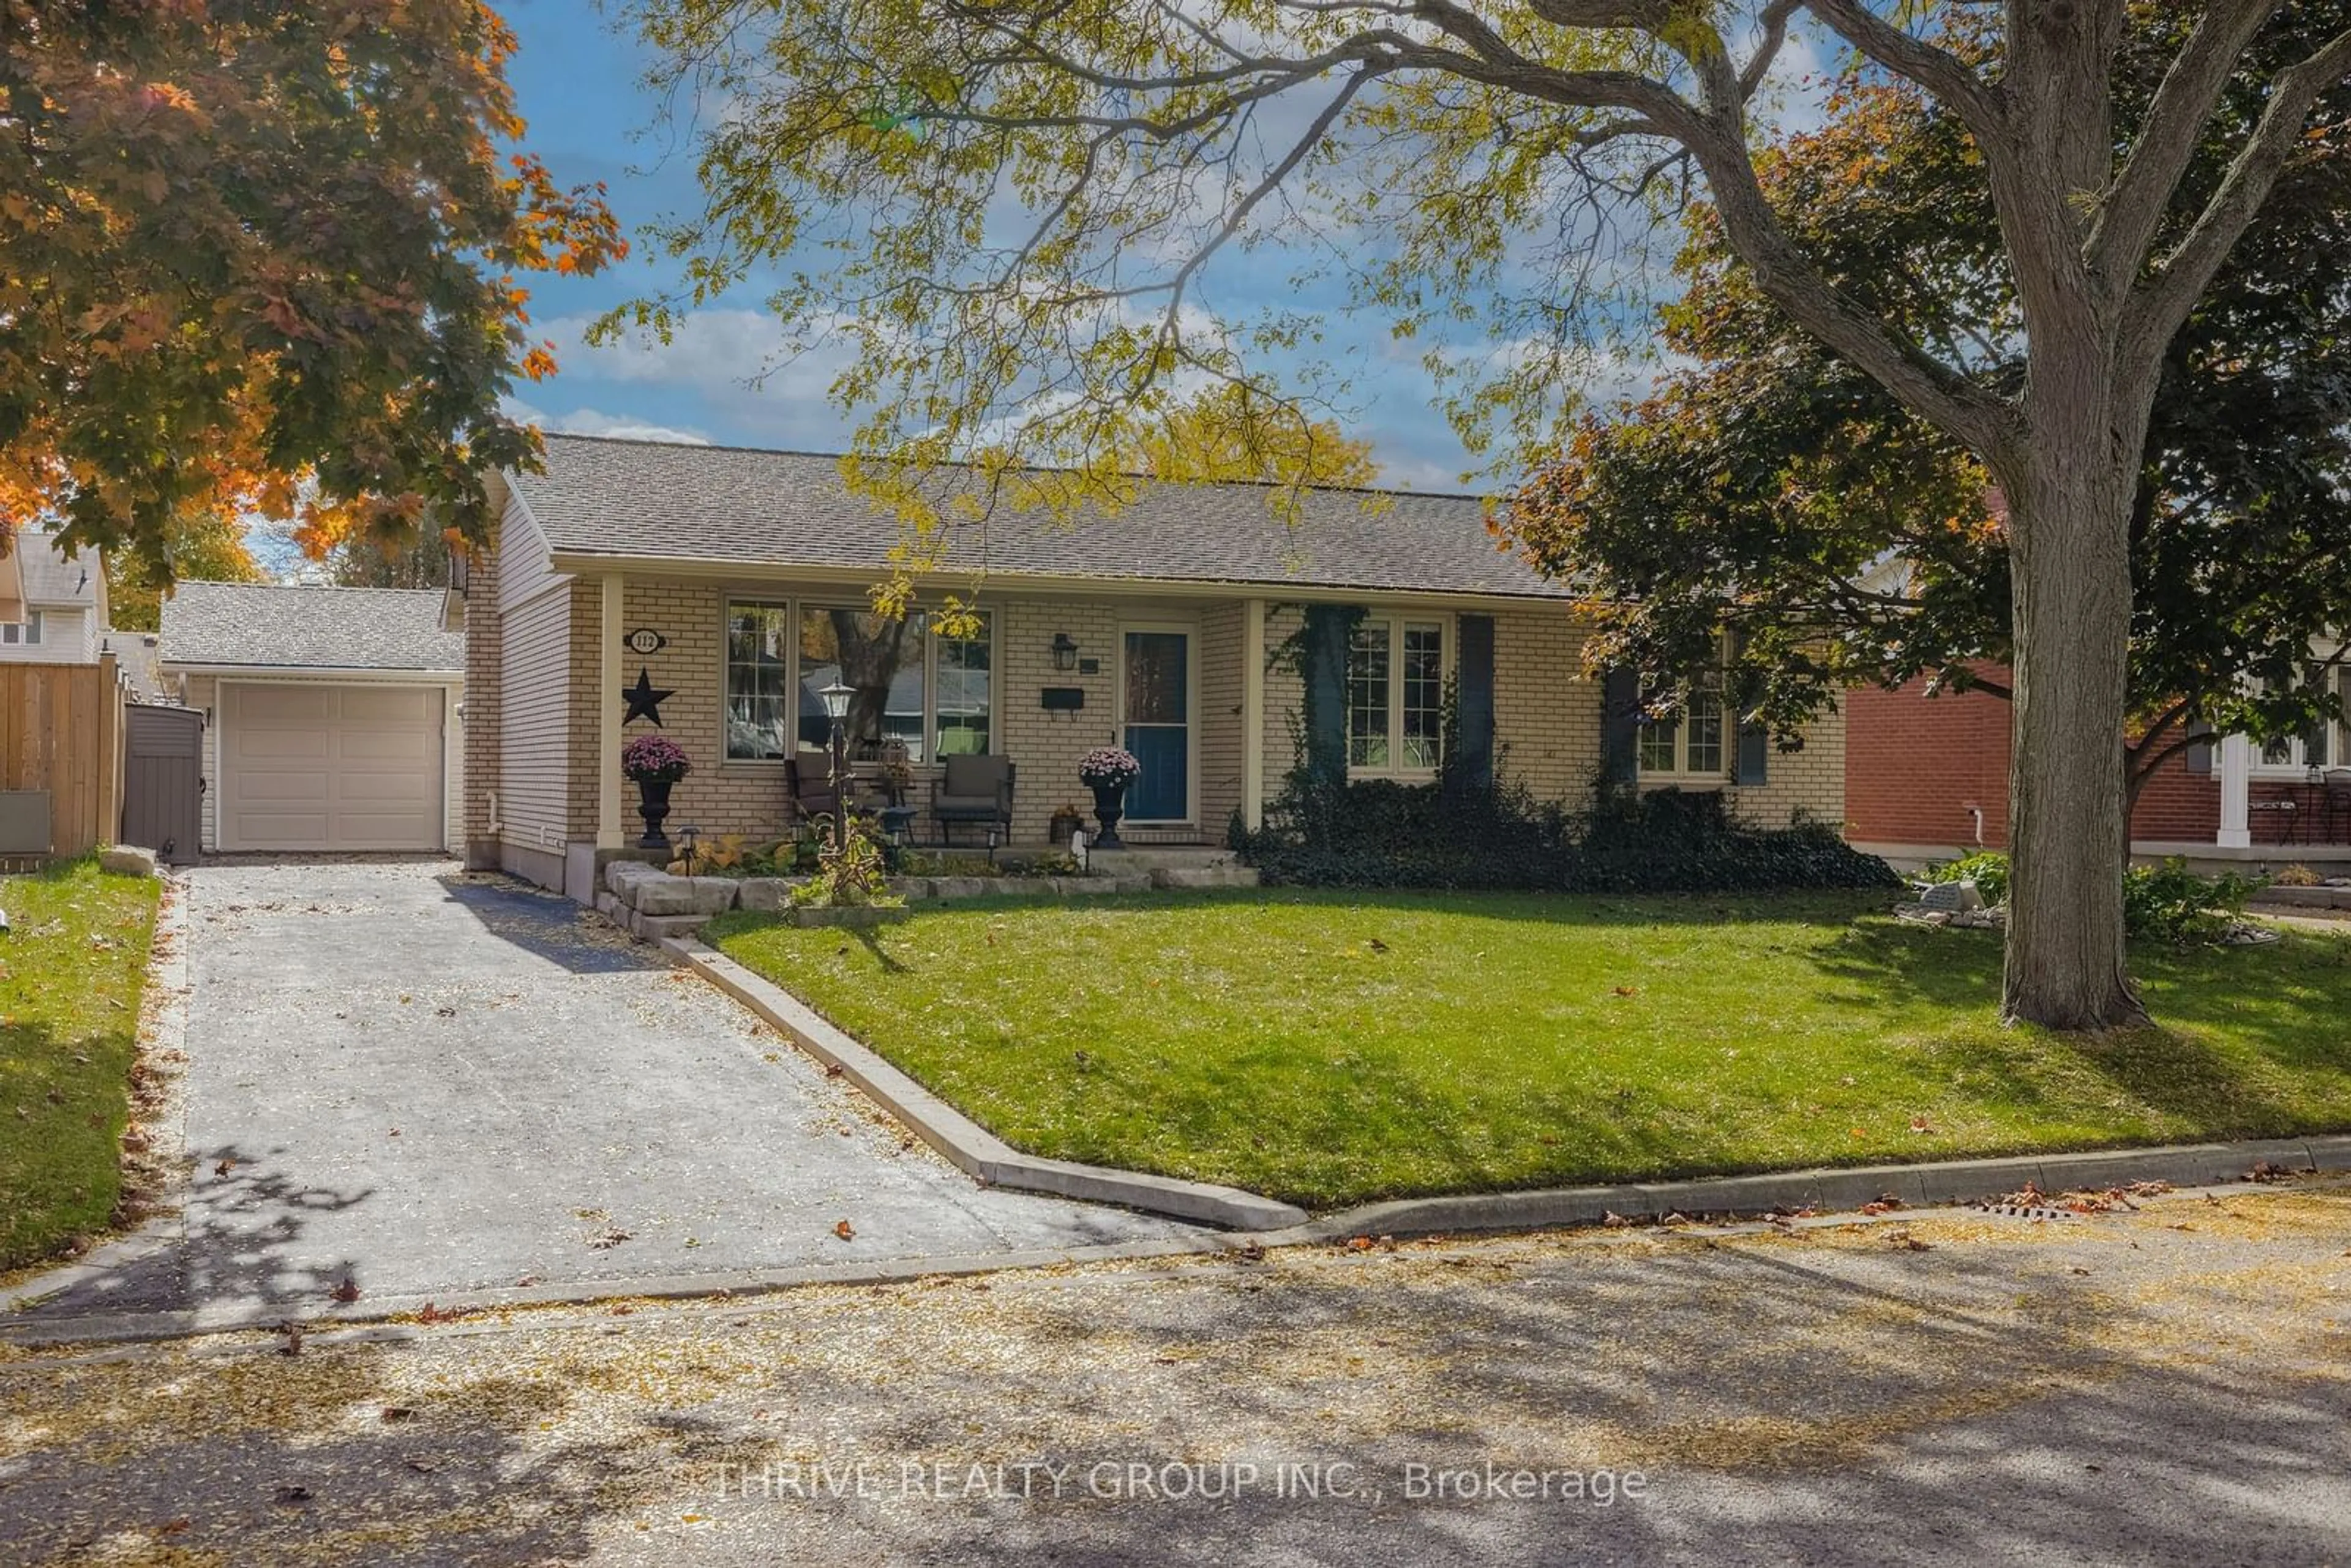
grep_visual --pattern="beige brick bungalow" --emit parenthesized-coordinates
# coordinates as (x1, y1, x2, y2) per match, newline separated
(465, 433, 1845, 900)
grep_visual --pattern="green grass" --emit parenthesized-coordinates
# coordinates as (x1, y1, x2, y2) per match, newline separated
(0, 859, 161, 1269)
(708, 888, 2351, 1210)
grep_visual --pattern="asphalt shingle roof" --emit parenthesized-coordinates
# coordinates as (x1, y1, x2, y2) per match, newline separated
(160, 582, 463, 672)
(13, 533, 100, 606)
(509, 433, 1568, 600)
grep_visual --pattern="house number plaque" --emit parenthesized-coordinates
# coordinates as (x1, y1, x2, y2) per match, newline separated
(624, 628, 667, 656)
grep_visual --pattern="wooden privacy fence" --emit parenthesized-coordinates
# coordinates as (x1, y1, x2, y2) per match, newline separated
(0, 656, 126, 861)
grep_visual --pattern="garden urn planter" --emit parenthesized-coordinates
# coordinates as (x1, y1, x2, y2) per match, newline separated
(636, 777, 675, 850)
(1090, 782, 1128, 848)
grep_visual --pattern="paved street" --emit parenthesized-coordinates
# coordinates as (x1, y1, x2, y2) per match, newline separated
(22, 861, 1190, 1330)
(4, 1182, 2347, 1565)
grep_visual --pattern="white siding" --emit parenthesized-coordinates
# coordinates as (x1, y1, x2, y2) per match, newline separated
(497, 582, 577, 857)
(0, 606, 94, 664)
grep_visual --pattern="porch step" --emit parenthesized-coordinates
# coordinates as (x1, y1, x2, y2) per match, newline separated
(1086, 846, 1242, 874)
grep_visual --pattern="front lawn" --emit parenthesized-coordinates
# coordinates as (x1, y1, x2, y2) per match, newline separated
(0, 859, 162, 1270)
(708, 889, 2351, 1210)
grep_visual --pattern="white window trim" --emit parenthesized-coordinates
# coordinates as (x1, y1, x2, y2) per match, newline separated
(1345, 611, 1454, 781)
(1637, 684, 1730, 788)
(0, 609, 42, 646)
(719, 597, 997, 767)
(2249, 662, 2350, 779)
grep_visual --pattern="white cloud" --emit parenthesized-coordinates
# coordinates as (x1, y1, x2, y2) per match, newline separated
(539, 308, 797, 392)
(506, 398, 711, 445)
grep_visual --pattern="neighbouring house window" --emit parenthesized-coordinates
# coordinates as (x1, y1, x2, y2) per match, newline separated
(0, 611, 43, 646)
(933, 612, 992, 757)
(798, 607, 924, 760)
(2255, 662, 2349, 773)
(1639, 680, 1726, 778)
(724, 602, 794, 760)
(1346, 615, 1446, 775)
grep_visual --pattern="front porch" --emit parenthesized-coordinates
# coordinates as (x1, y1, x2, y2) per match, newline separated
(2207, 734, 2351, 853)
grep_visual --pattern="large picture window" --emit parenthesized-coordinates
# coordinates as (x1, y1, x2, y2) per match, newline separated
(798, 607, 924, 759)
(724, 599, 996, 765)
(1346, 615, 1445, 776)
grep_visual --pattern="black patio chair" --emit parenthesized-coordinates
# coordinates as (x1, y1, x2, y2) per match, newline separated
(931, 754, 1015, 848)
(2325, 768, 2351, 844)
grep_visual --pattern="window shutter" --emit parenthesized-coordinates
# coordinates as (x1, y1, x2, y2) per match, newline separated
(2184, 722, 2214, 775)
(1455, 614, 1495, 790)
(1735, 717, 1769, 786)
(1601, 667, 1640, 786)
(1302, 604, 1352, 787)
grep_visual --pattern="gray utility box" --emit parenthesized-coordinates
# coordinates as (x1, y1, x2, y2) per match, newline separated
(0, 790, 51, 855)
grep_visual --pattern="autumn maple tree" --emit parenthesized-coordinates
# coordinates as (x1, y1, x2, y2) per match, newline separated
(621, 0, 2351, 1028)
(0, 0, 622, 577)
(1499, 6, 2351, 825)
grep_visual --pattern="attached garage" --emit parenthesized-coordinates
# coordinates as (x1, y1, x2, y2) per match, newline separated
(160, 583, 465, 855)
(217, 682, 448, 851)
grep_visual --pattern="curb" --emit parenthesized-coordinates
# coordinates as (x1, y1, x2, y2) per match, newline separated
(0, 872, 194, 1318)
(9, 1142, 2344, 1349)
(1283, 1133, 2351, 1244)
(0, 1235, 1239, 1349)
(664, 937, 1310, 1232)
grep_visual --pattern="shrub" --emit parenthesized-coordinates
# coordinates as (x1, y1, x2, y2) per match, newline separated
(2124, 858, 2263, 945)
(1916, 850, 2263, 945)
(790, 816, 901, 909)
(1233, 767, 1899, 896)
(1918, 850, 2011, 905)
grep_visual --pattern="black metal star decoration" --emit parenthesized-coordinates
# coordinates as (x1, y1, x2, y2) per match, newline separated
(621, 666, 675, 727)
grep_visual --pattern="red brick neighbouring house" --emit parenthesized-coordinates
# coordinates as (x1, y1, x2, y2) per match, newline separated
(1845, 669, 2351, 868)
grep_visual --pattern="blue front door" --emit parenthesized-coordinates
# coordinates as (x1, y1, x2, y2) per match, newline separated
(1123, 630, 1190, 822)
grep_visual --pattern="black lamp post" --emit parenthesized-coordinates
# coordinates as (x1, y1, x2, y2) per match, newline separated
(819, 678, 854, 850)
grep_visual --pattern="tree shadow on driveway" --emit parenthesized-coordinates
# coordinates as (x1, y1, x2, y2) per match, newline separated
(435, 873, 666, 976)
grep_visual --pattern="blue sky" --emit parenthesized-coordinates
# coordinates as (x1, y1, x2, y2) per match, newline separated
(495, 1, 1513, 489)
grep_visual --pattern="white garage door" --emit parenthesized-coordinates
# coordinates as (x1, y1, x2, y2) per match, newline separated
(219, 683, 446, 852)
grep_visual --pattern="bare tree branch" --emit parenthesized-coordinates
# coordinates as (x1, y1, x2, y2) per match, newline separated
(1802, 0, 2006, 144)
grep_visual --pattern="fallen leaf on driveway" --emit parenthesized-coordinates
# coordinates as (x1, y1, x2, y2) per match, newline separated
(329, 1277, 361, 1303)
(214, 1158, 234, 1177)
(834, 1220, 856, 1241)
(272, 1484, 313, 1505)
(589, 1229, 632, 1250)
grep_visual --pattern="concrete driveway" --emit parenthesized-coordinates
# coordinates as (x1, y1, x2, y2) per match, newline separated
(28, 860, 1193, 1327)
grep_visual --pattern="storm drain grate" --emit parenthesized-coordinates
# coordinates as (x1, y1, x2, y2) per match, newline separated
(1966, 1202, 2082, 1221)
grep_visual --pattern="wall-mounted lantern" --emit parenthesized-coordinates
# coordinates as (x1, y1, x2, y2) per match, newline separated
(1051, 632, 1079, 672)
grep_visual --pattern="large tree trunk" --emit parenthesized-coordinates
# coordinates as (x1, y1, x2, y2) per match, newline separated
(2002, 431, 2148, 1030)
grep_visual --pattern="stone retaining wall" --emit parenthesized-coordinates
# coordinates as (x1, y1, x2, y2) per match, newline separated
(593, 858, 1258, 942)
